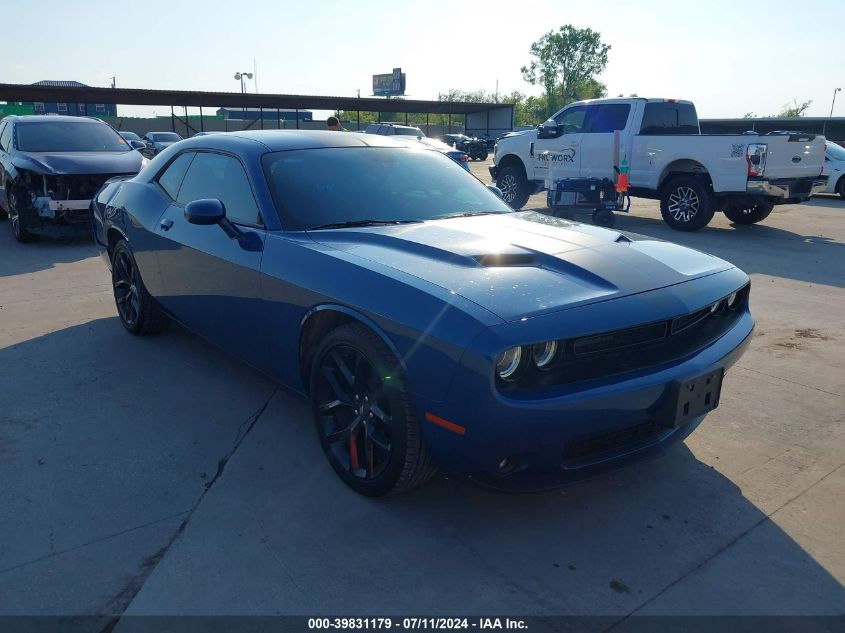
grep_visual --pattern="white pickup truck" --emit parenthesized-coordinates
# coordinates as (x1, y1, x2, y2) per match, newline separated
(489, 98, 828, 230)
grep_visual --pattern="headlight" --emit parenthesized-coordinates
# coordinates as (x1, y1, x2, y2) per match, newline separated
(710, 300, 724, 315)
(726, 291, 739, 310)
(531, 341, 558, 369)
(495, 346, 524, 381)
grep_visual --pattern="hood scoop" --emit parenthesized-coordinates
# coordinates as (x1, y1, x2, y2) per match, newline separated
(473, 252, 538, 267)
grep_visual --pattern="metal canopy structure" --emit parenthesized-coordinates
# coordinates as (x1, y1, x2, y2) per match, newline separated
(0, 83, 508, 116)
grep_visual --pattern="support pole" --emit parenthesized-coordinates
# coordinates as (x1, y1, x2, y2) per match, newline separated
(200, 106, 204, 132)
(296, 109, 300, 129)
(171, 105, 175, 132)
(277, 108, 281, 130)
(260, 107, 264, 130)
(426, 112, 429, 136)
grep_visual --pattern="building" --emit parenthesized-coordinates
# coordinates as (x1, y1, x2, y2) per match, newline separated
(216, 107, 312, 122)
(22, 81, 117, 117)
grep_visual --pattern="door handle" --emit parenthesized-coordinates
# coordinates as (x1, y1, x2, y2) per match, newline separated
(160, 218, 174, 231)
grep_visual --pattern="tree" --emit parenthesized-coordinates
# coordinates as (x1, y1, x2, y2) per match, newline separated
(521, 25, 610, 117)
(776, 99, 812, 117)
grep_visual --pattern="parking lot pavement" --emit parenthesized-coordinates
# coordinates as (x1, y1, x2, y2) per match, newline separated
(1, 179, 844, 620)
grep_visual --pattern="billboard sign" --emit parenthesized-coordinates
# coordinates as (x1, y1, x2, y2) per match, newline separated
(373, 68, 406, 96)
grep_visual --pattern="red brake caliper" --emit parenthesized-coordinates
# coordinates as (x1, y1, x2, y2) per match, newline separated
(349, 431, 360, 472)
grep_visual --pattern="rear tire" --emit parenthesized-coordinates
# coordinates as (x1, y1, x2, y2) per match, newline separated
(724, 200, 774, 225)
(496, 163, 531, 209)
(478, 149, 489, 161)
(660, 176, 715, 231)
(838, 177, 845, 201)
(111, 240, 169, 335)
(310, 323, 436, 496)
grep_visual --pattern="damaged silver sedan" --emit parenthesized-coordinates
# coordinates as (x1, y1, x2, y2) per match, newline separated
(0, 115, 146, 242)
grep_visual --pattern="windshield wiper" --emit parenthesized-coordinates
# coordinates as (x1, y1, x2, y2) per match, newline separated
(436, 211, 508, 220)
(307, 219, 422, 231)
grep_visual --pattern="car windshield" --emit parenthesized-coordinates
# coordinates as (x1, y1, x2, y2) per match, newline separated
(15, 121, 129, 152)
(393, 128, 423, 137)
(152, 133, 182, 142)
(120, 132, 140, 140)
(263, 147, 511, 231)
(827, 142, 845, 161)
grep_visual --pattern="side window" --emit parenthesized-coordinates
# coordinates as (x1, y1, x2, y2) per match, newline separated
(176, 152, 262, 226)
(0, 122, 10, 152)
(157, 152, 195, 200)
(640, 103, 700, 135)
(586, 104, 631, 134)
(554, 107, 588, 134)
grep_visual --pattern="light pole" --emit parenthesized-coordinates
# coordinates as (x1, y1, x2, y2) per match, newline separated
(824, 87, 841, 137)
(234, 71, 253, 94)
(234, 72, 253, 124)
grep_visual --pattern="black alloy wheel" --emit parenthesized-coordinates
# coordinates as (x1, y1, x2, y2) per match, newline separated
(310, 324, 435, 496)
(8, 186, 36, 243)
(111, 241, 168, 335)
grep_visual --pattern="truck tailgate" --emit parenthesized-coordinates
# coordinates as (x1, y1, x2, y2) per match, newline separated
(763, 134, 825, 179)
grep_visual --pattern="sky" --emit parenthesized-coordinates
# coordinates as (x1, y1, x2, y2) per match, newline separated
(2, 0, 842, 120)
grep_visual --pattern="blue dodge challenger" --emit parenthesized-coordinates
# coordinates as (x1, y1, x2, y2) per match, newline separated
(91, 130, 754, 496)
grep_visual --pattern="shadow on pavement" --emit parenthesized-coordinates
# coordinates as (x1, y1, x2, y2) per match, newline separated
(0, 221, 97, 277)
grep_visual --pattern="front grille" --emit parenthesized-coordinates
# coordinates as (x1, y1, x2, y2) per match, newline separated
(562, 420, 662, 465)
(499, 284, 750, 393)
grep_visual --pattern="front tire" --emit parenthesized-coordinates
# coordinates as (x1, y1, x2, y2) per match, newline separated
(111, 241, 169, 335)
(496, 163, 531, 209)
(310, 323, 436, 496)
(724, 200, 774, 225)
(837, 177, 845, 201)
(660, 176, 715, 231)
(8, 185, 37, 243)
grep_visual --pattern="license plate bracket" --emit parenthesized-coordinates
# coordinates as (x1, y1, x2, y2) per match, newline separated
(655, 367, 724, 428)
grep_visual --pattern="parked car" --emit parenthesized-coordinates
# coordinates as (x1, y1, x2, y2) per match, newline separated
(417, 137, 471, 171)
(363, 123, 425, 138)
(0, 115, 145, 241)
(438, 134, 489, 161)
(118, 130, 148, 152)
(91, 130, 753, 496)
(141, 131, 183, 157)
(491, 98, 827, 230)
(821, 140, 845, 199)
(119, 130, 141, 143)
(191, 131, 220, 137)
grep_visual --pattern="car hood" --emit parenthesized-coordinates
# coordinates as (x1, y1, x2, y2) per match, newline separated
(309, 211, 735, 322)
(12, 150, 144, 175)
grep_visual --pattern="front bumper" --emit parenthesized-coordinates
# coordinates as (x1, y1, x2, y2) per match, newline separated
(416, 274, 755, 492)
(747, 176, 828, 200)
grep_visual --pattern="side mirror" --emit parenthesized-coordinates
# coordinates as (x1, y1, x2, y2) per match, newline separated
(487, 185, 504, 199)
(537, 119, 561, 139)
(185, 198, 225, 225)
(129, 140, 146, 150)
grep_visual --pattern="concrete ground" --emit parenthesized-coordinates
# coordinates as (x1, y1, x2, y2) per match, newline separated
(1, 161, 843, 624)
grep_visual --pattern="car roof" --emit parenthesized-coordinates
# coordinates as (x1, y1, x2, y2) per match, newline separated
(177, 129, 420, 152)
(4, 115, 106, 124)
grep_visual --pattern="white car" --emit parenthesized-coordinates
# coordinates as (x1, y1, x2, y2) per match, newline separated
(822, 141, 845, 199)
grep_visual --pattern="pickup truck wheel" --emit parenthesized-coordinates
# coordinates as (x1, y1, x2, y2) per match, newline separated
(837, 177, 845, 201)
(496, 164, 530, 209)
(660, 176, 715, 231)
(724, 200, 774, 225)
(478, 149, 489, 161)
